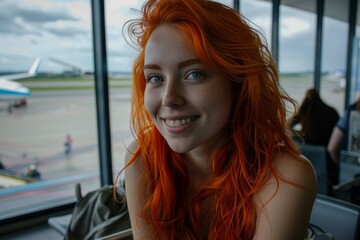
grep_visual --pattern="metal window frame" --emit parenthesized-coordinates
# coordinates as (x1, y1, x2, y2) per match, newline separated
(91, 0, 113, 186)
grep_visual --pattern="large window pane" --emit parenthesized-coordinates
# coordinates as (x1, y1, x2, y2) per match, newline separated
(279, 3, 316, 107)
(241, 0, 272, 45)
(320, 0, 349, 115)
(105, 0, 142, 181)
(0, 0, 99, 219)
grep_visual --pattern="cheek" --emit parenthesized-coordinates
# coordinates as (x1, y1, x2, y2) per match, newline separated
(144, 88, 158, 117)
(210, 98, 233, 121)
(203, 84, 233, 109)
(208, 85, 233, 120)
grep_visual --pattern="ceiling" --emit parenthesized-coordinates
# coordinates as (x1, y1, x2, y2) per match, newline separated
(260, 0, 358, 24)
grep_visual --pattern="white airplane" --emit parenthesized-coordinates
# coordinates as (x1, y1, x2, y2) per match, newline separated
(326, 69, 346, 92)
(0, 58, 41, 112)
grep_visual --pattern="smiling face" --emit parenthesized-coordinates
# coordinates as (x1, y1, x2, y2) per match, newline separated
(144, 24, 233, 158)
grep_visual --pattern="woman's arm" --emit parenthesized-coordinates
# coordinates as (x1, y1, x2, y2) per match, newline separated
(124, 141, 152, 240)
(253, 152, 317, 240)
(327, 127, 344, 164)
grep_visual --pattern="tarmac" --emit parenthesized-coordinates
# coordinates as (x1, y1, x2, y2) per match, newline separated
(0, 89, 133, 218)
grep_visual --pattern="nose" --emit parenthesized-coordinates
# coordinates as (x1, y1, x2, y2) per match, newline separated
(162, 80, 185, 107)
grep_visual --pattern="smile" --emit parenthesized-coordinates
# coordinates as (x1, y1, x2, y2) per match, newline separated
(164, 116, 199, 127)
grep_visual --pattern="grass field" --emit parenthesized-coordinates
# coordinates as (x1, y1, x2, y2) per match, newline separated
(17, 75, 132, 91)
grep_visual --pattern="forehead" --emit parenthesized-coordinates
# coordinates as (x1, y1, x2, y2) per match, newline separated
(144, 24, 197, 65)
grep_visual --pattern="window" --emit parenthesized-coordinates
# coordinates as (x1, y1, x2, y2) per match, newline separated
(0, 0, 98, 219)
(279, 4, 316, 107)
(320, 0, 350, 115)
(0, 0, 358, 224)
(105, 0, 141, 187)
(240, 0, 272, 45)
(0, 0, 140, 220)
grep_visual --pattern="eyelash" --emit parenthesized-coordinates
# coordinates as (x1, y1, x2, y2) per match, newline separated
(185, 70, 206, 80)
(146, 75, 163, 83)
(145, 70, 206, 83)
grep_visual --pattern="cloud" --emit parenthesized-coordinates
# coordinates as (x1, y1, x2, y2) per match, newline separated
(0, 16, 40, 36)
(13, 5, 78, 23)
(280, 17, 311, 38)
(0, 0, 81, 37)
(43, 22, 89, 37)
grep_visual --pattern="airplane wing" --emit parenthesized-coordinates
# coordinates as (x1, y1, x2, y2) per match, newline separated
(0, 58, 41, 107)
(0, 57, 41, 81)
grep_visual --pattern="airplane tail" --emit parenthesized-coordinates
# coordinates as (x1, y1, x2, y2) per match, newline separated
(28, 57, 41, 76)
(0, 57, 41, 81)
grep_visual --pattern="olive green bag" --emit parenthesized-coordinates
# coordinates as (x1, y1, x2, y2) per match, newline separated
(64, 183, 131, 240)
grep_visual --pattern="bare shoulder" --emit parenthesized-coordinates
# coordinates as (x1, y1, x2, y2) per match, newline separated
(255, 150, 317, 205)
(273, 151, 317, 192)
(253, 151, 317, 240)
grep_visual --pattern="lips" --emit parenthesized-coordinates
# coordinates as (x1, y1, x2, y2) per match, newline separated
(164, 116, 199, 127)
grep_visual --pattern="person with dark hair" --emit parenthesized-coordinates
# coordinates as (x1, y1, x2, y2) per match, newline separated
(289, 88, 339, 146)
(122, 0, 317, 239)
(0, 160, 4, 170)
(289, 88, 339, 186)
(64, 134, 73, 156)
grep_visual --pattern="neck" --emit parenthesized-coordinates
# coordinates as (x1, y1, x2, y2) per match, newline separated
(184, 146, 216, 186)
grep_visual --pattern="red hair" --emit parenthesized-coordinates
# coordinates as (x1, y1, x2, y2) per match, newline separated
(124, 0, 299, 239)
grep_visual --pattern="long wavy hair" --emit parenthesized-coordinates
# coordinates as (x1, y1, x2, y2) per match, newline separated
(123, 0, 299, 239)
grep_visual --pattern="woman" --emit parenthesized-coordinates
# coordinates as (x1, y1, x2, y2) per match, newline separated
(328, 98, 360, 163)
(288, 88, 339, 185)
(123, 0, 317, 239)
(289, 88, 339, 146)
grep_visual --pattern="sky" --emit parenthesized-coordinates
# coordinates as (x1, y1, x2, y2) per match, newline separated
(0, 0, 355, 74)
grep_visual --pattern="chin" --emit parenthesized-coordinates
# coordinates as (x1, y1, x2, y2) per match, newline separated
(166, 142, 192, 154)
(168, 146, 188, 154)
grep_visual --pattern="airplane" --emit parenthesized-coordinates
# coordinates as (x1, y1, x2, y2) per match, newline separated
(325, 69, 346, 92)
(0, 57, 41, 112)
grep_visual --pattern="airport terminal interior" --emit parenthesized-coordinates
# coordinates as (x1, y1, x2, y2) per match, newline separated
(2, 0, 360, 239)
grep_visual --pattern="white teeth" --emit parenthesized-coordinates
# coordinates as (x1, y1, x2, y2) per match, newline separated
(166, 117, 193, 127)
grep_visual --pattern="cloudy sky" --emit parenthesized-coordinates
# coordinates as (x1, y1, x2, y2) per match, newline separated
(0, 0, 353, 74)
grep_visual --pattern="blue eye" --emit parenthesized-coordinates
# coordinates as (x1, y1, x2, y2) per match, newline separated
(147, 75, 162, 83)
(186, 71, 205, 80)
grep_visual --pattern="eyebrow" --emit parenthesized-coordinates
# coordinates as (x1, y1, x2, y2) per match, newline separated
(143, 58, 201, 70)
(143, 64, 161, 70)
(177, 59, 201, 69)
